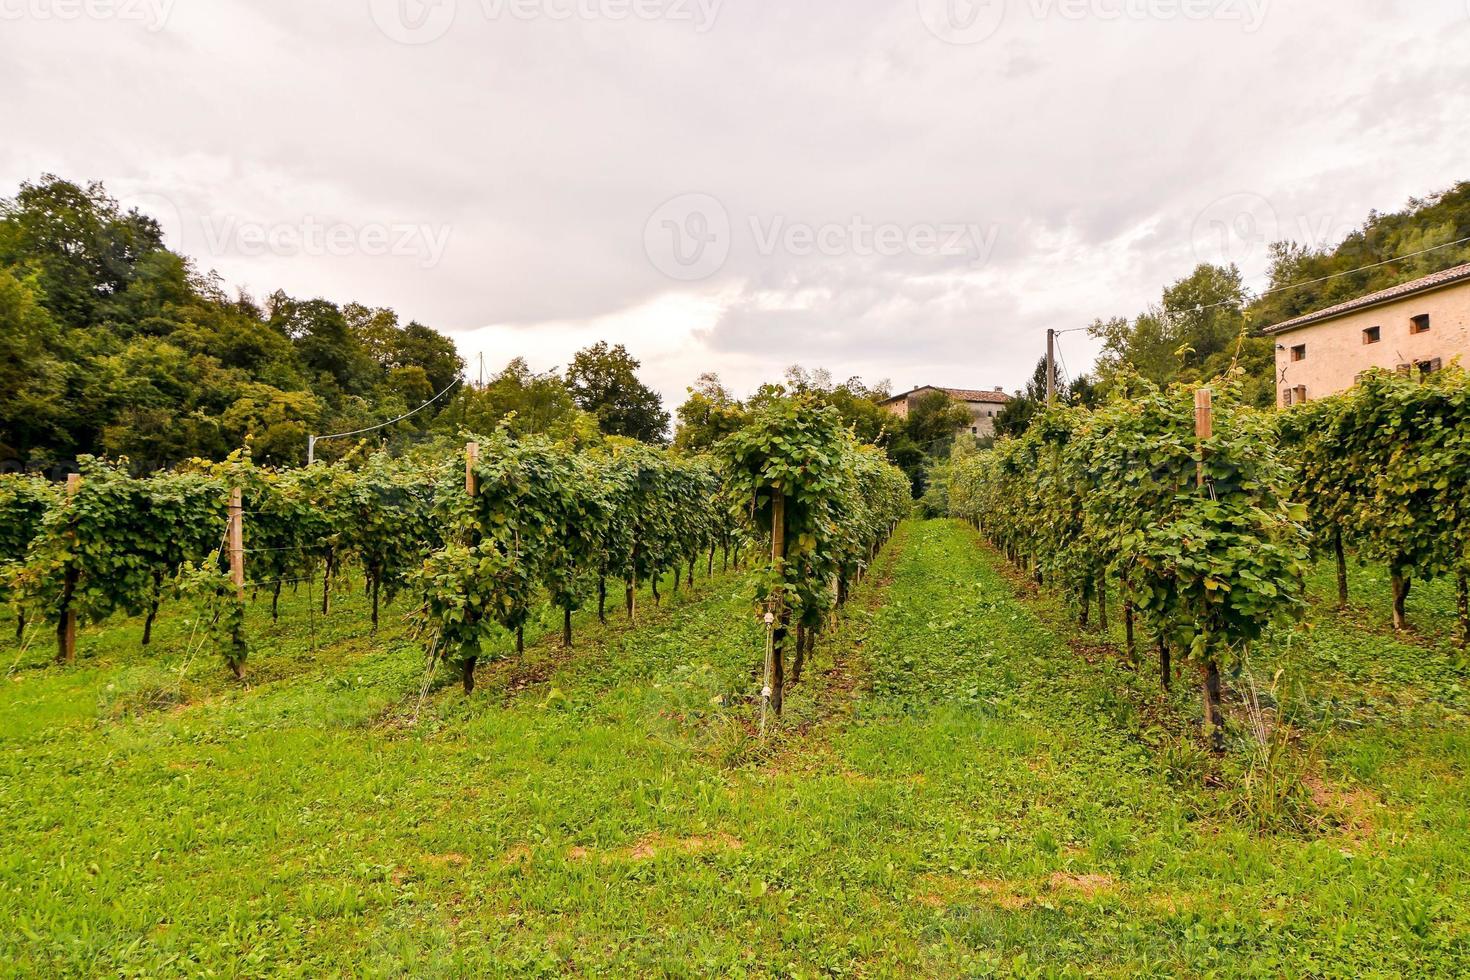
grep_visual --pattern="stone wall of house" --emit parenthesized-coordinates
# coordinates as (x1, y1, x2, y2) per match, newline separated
(1274, 283, 1470, 405)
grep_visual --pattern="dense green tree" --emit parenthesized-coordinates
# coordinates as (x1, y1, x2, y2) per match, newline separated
(0, 175, 467, 470)
(672, 372, 747, 452)
(566, 342, 670, 443)
(444, 358, 593, 439)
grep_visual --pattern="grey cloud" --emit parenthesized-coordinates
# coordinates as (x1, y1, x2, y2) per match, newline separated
(3, 0, 1468, 399)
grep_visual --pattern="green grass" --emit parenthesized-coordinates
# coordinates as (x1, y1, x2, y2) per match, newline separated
(2, 521, 1468, 976)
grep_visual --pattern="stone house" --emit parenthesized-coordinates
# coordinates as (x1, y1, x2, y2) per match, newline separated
(1264, 262, 1470, 406)
(878, 386, 1013, 438)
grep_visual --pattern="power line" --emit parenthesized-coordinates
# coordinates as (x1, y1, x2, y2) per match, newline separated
(1167, 234, 1470, 321)
(1051, 233, 1470, 336)
(308, 377, 463, 464)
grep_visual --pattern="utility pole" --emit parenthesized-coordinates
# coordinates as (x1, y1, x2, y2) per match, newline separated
(478, 352, 485, 389)
(1046, 328, 1057, 406)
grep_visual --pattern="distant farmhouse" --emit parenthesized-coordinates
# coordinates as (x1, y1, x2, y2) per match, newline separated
(1265, 262, 1470, 406)
(879, 386, 1013, 439)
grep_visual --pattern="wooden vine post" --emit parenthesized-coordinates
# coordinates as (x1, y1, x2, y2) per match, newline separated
(57, 472, 82, 663)
(227, 488, 245, 598)
(762, 485, 788, 729)
(1195, 388, 1225, 753)
(463, 441, 480, 693)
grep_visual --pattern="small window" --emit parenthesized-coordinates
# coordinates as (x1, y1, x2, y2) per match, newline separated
(970, 426, 978, 435)
(1416, 358, 1443, 377)
(1290, 344, 1306, 362)
(1411, 314, 1431, 334)
(1282, 388, 1294, 407)
(1294, 385, 1308, 404)
(1362, 326, 1381, 344)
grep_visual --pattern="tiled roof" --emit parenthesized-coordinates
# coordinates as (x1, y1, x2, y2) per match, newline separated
(1263, 262, 1470, 335)
(881, 385, 1013, 405)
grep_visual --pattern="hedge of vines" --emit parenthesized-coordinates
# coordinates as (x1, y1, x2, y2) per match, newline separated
(0, 475, 58, 642)
(1, 452, 447, 677)
(2, 400, 907, 710)
(719, 397, 911, 714)
(951, 376, 1311, 751)
(1276, 365, 1470, 642)
(951, 365, 1470, 749)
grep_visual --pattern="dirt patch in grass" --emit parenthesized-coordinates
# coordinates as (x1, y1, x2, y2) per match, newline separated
(915, 874, 1033, 910)
(422, 852, 470, 868)
(1303, 774, 1381, 840)
(566, 833, 744, 864)
(1048, 872, 1116, 898)
(917, 870, 1122, 912)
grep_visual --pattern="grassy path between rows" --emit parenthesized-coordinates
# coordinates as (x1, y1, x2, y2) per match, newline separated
(3, 520, 1467, 976)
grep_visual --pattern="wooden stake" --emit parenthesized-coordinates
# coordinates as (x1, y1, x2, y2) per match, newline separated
(1195, 388, 1224, 752)
(1194, 388, 1213, 488)
(228, 487, 245, 597)
(465, 441, 480, 497)
(57, 472, 81, 664)
(769, 487, 788, 717)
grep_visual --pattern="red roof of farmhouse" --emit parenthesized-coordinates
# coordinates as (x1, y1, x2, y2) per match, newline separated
(880, 386, 1013, 405)
(1263, 262, 1470, 335)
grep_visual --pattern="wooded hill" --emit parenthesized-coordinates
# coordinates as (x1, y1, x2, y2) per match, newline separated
(0, 176, 463, 471)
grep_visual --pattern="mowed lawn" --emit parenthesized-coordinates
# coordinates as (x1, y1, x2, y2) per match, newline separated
(2, 520, 1468, 976)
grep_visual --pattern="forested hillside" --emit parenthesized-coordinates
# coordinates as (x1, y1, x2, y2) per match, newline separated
(0, 176, 463, 470)
(1088, 181, 1470, 407)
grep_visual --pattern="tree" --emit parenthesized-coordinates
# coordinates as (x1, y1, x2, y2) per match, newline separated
(448, 358, 588, 439)
(673, 373, 746, 452)
(887, 390, 972, 496)
(0, 175, 466, 470)
(566, 342, 670, 443)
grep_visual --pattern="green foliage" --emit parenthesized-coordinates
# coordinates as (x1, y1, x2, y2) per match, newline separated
(0, 474, 57, 615)
(952, 375, 1310, 670)
(1277, 365, 1470, 629)
(3, 517, 1470, 974)
(1254, 182, 1470, 328)
(566, 341, 670, 443)
(672, 373, 747, 452)
(885, 390, 973, 496)
(0, 175, 465, 468)
(443, 357, 595, 441)
(719, 395, 908, 631)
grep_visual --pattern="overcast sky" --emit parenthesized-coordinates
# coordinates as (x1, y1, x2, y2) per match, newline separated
(4, 0, 1469, 406)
